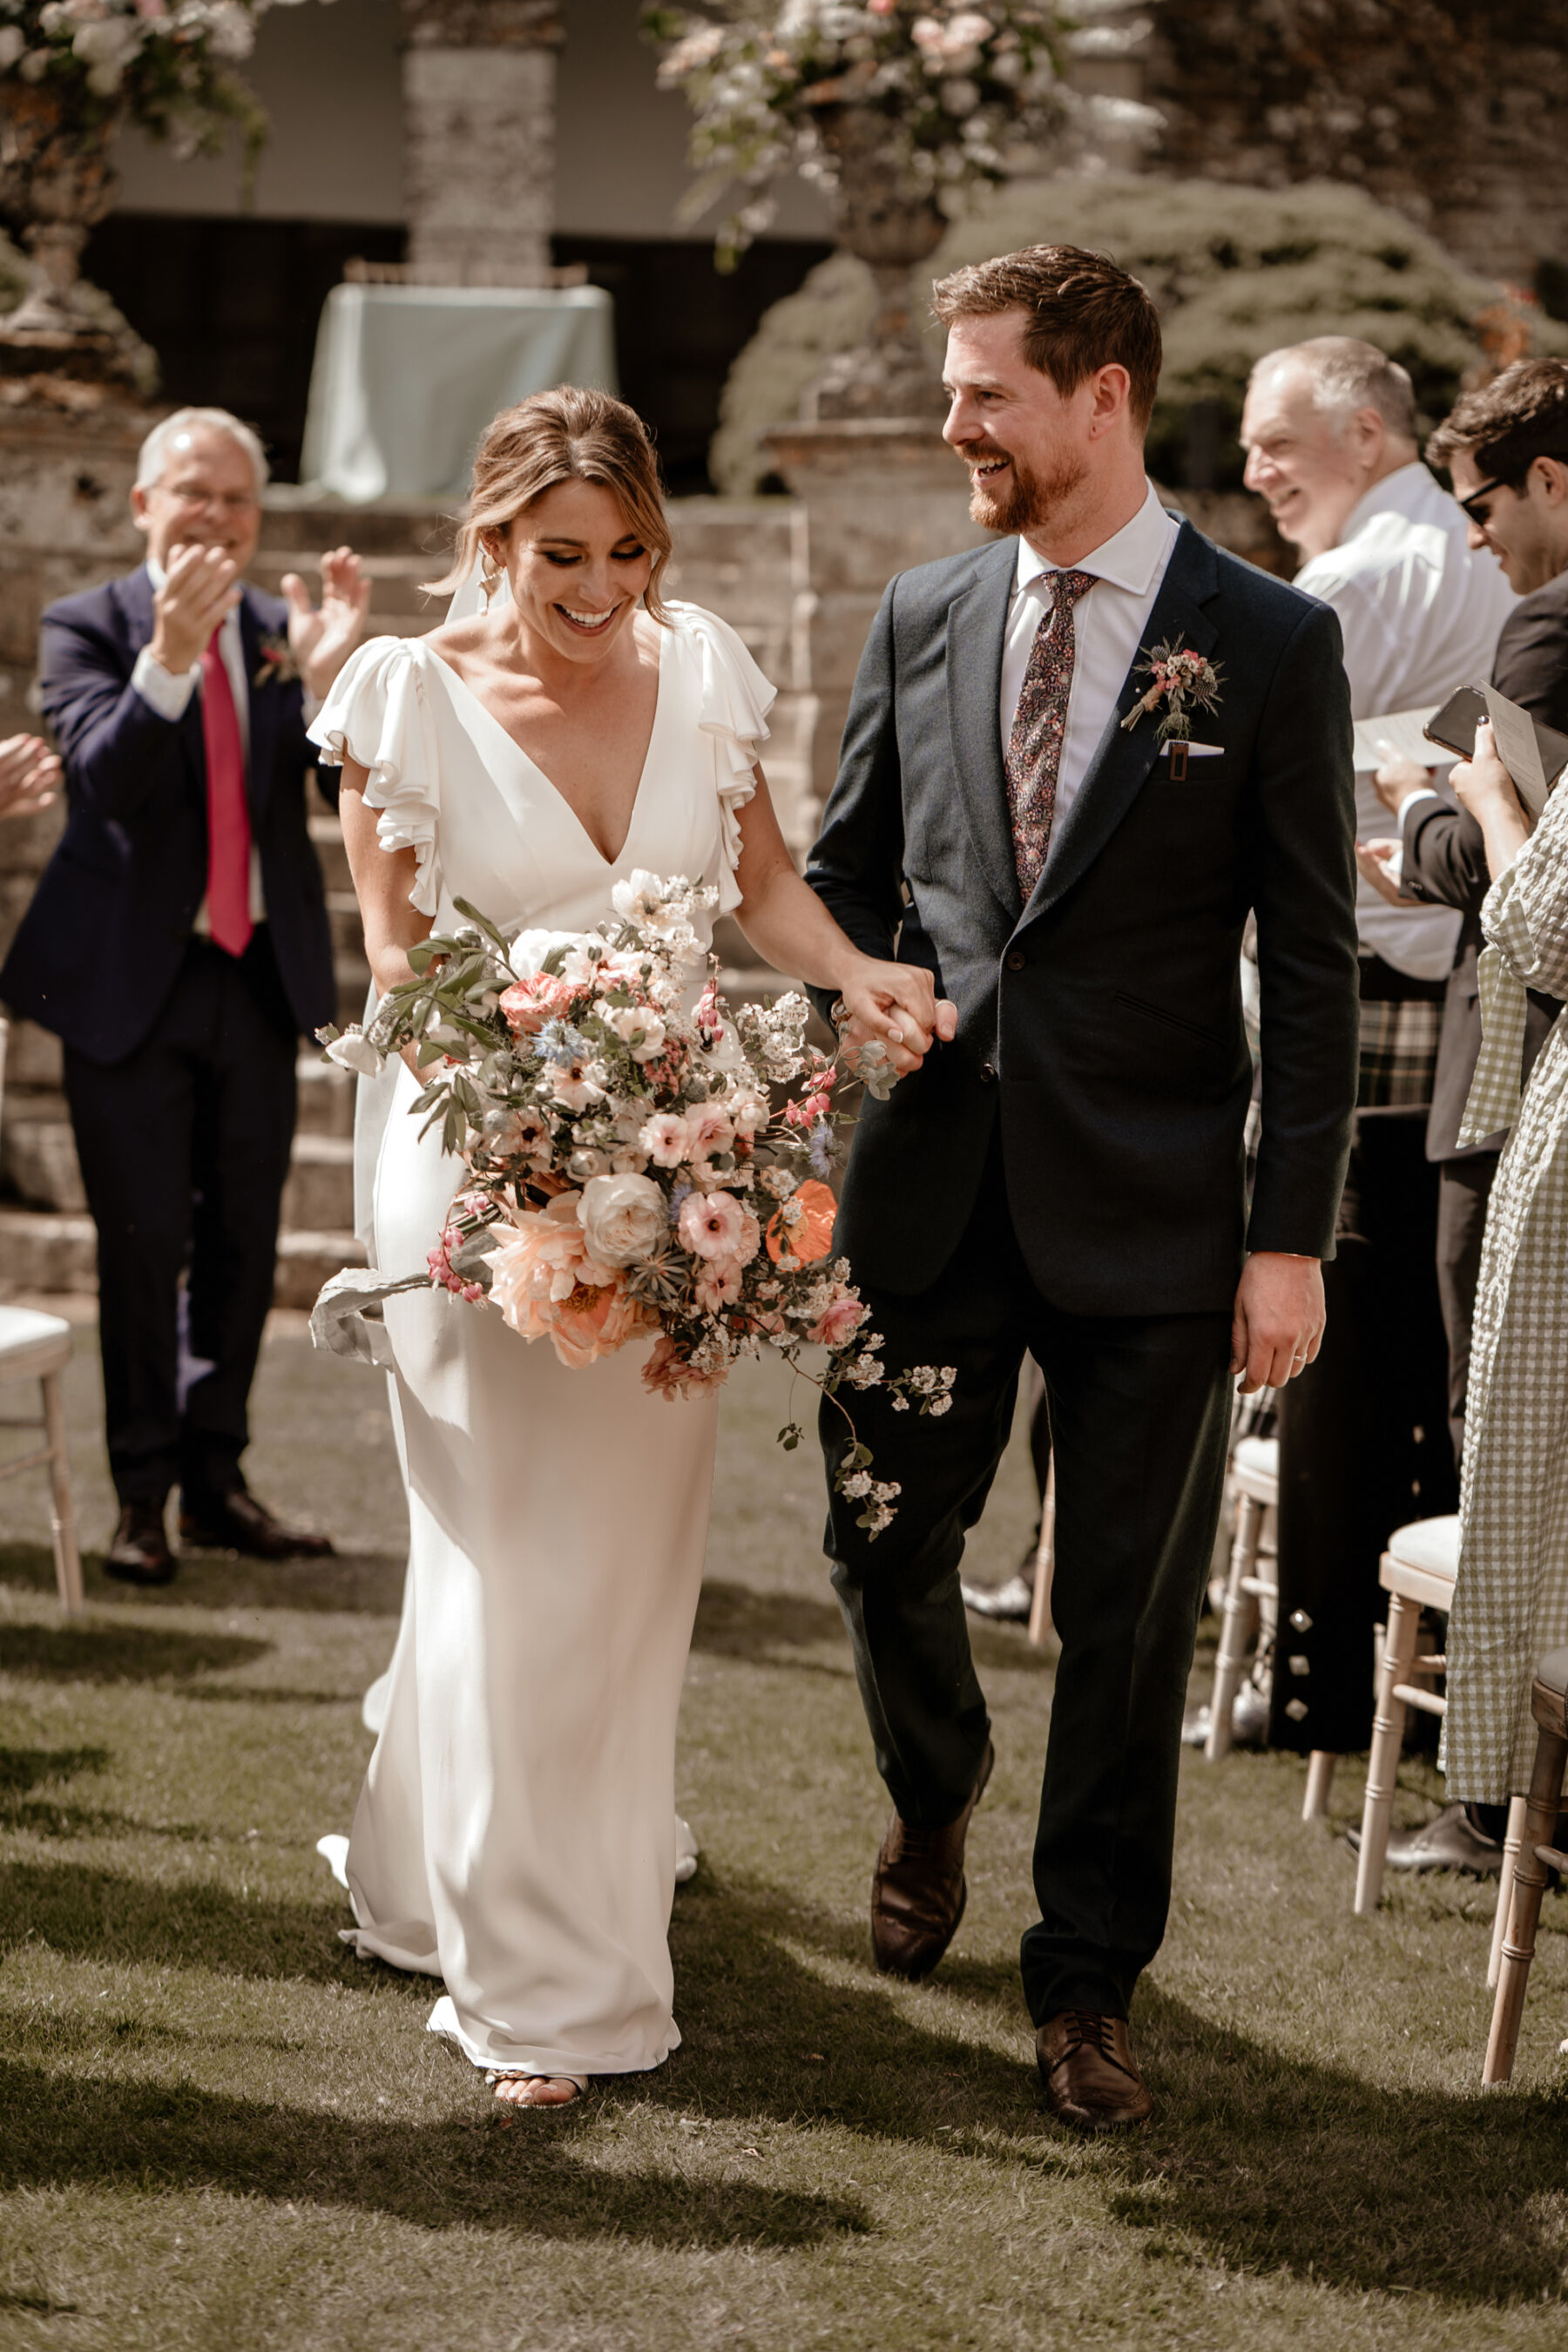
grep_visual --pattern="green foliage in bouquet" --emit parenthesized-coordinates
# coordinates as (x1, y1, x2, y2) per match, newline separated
(315, 876, 952, 1538)
(710, 171, 1568, 494)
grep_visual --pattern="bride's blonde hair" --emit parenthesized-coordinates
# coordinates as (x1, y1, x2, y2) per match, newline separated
(425, 386, 673, 621)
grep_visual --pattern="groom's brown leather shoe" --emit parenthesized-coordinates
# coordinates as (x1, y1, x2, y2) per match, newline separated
(871, 1739, 993, 1980)
(1037, 2011, 1153, 2132)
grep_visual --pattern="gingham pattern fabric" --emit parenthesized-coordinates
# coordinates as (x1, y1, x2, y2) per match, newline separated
(1355, 998, 1441, 1110)
(1004, 568, 1097, 896)
(1442, 777, 1568, 1799)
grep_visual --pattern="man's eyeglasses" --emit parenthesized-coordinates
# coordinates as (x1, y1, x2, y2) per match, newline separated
(159, 486, 260, 516)
(1457, 459, 1568, 525)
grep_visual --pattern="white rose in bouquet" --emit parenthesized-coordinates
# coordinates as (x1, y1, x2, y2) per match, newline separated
(578, 1172, 668, 1268)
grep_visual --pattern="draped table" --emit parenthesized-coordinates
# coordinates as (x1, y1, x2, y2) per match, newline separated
(300, 283, 618, 503)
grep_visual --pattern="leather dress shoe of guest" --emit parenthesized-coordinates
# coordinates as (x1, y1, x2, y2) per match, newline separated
(1181, 1674, 1271, 1750)
(871, 1740, 994, 1981)
(1037, 2011, 1153, 2132)
(179, 1486, 335, 1561)
(105, 1500, 176, 1587)
(1345, 1801, 1502, 1877)
(961, 1571, 1034, 1623)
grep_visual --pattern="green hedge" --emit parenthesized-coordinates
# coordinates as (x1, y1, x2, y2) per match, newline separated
(712, 172, 1568, 495)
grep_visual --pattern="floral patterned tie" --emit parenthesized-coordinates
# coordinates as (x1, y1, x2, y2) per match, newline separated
(1004, 568, 1098, 898)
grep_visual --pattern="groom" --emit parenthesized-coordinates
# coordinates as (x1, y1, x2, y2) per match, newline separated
(807, 246, 1359, 2130)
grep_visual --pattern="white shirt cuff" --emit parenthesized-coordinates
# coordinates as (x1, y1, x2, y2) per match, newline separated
(132, 644, 199, 721)
(1397, 787, 1443, 826)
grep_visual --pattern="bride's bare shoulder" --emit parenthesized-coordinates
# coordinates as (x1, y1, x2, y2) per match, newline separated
(423, 614, 488, 665)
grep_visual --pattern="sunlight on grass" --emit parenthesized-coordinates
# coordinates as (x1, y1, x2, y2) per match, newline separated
(2, 1323, 1567, 2349)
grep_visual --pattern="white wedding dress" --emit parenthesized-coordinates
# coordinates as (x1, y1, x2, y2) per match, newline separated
(309, 601, 774, 2077)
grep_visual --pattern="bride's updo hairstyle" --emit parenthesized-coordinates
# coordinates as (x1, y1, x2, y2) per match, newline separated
(427, 385, 673, 622)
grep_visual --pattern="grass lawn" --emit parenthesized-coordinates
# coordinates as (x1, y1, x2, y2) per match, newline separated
(2, 1314, 1567, 2351)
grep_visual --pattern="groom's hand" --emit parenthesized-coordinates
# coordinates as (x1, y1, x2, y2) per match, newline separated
(837, 961, 957, 1077)
(1231, 1251, 1325, 1395)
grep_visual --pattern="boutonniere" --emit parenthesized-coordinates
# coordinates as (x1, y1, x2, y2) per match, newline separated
(1120, 639, 1224, 780)
(253, 632, 301, 690)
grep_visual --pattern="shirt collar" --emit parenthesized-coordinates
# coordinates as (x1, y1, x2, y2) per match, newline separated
(1335, 460, 1440, 546)
(1014, 479, 1176, 598)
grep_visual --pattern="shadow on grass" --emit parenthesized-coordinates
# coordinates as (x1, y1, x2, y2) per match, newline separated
(0, 1746, 110, 1794)
(665, 1871, 1568, 2305)
(692, 1578, 1050, 1680)
(0, 2058, 868, 2251)
(1, 1622, 271, 1683)
(0, 1857, 363, 1985)
(0, 1539, 406, 1619)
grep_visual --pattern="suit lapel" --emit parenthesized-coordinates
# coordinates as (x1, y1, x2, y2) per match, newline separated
(1023, 519, 1220, 926)
(240, 591, 278, 823)
(946, 542, 1023, 924)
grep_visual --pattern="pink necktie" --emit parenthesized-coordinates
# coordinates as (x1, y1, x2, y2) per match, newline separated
(1004, 568, 1098, 898)
(200, 626, 253, 958)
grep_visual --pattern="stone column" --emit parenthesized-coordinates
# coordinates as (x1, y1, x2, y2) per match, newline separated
(764, 422, 992, 810)
(402, 0, 562, 287)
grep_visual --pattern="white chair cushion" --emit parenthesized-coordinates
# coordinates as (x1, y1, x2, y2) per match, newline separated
(1387, 1514, 1460, 1578)
(1233, 1435, 1279, 1478)
(0, 1304, 72, 1381)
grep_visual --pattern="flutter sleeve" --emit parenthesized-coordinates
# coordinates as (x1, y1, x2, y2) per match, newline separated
(1457, 771, 1568, 1145)
(669, 600, 778, 914)
(309, 637, 445, 916)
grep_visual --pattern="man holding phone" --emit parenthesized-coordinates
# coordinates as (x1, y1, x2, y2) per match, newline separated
(1357, 358, 1568, 1876)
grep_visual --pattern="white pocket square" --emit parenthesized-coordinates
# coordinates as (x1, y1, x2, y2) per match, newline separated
(1160, 740, 1223, 758)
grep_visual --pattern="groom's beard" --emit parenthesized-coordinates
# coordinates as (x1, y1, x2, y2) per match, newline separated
(963, 442, 1089, 535)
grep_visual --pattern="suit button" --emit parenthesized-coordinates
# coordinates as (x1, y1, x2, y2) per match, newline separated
(979, 1061, 997, 1084)
(1005, 951, 1025, 972)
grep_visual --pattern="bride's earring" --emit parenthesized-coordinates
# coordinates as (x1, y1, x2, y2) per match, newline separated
(480, 551, 503, 608)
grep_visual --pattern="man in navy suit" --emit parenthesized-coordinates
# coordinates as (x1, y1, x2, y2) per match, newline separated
(807, 247, 1359, 2130)
(1, 407, 369, 1584)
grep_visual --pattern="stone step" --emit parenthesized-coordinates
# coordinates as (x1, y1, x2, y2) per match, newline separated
(296, 1053, 355, 1139)
(309, 813, 354, 896)
(274, 1227, 365, 1311)
(281, 1132, 355, 1234)
(0, 1088, 84, 1215)
(259, 492, 449, 561)
(0, 1206, 97, 1296)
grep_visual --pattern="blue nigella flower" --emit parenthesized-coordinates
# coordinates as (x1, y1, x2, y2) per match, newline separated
(668, 1178, 693, 1229)
(808, 1119, 833, 1179)
(534, 1019, 592, 1068)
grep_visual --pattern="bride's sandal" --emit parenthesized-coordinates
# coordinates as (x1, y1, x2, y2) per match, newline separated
(488, 2068, 588, 2117)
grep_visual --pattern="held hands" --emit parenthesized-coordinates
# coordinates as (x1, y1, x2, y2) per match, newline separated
(1355, 836, 1406, 905)
(1231, 1251, 1325, 1396)
(282, 545, 371, 701)
(0, 733, 62, 818)
(835, 959, 958, 1078)
(150, 543, 241, 677)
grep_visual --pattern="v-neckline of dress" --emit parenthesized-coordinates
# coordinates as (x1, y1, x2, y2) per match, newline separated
(426, 626, 667, 870)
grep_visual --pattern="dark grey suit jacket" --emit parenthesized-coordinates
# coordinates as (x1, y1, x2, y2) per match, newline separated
(806, 517, 1360, 1315)
(1401, 564, 1568, 1159)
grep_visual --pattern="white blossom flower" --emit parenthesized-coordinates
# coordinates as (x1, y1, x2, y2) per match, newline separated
(578, 1171, 667, 1267)
(0, 27, 26, 67)
(324, 1029, 384, 1078)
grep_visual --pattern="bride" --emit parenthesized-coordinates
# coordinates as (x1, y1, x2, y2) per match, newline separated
(312, 388, 944, 2109)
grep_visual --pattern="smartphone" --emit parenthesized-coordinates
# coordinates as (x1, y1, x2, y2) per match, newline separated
(1423, 686, 1489, 760)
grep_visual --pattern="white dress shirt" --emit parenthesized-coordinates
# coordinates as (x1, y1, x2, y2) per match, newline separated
(999, 479, 1181, 828)
(132, 560, 266, 928)
(1294, 461, 1517, 980)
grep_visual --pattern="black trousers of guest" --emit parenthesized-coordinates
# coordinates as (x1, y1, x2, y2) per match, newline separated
(1271, 1110, 1458, 1755)
(1435, 1152, 1498, 1471)
(821, 1144, 1233, 2024)
(63, 932, 299, 1507)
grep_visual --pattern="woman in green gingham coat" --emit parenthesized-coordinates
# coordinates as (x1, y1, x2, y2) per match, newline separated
(1443, 720, 1568, 1801)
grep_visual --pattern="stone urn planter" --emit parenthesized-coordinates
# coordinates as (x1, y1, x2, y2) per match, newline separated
(803, 101, 948, 422)
(0, 78, 123, 364)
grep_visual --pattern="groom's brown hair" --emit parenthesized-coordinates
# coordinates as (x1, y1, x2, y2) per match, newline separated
(930, 244, 1162, 432)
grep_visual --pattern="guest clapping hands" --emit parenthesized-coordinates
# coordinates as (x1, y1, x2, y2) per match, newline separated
(0, 733, 61, 818)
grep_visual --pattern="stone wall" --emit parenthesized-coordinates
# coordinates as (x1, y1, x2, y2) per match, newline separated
(1144, 0, 1568, 290)
(402, 0, 561, 287)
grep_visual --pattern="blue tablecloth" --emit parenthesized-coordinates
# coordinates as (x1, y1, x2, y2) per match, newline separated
(300, 283, 618, 503)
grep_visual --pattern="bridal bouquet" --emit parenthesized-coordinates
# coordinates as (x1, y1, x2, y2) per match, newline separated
(316, 873, 953, 1537)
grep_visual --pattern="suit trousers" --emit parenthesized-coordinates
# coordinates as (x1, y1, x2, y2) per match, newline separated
(821, 1141, 1233, 2024)
(1271, 1110, 1458, 1754)
(64, 931, 299, 1505)
(1435, 1152, 1498, 1471)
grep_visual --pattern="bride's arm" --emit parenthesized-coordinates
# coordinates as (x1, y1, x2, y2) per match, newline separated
(733, 767, 956, 1075)
(340, 758, 435, 1050)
